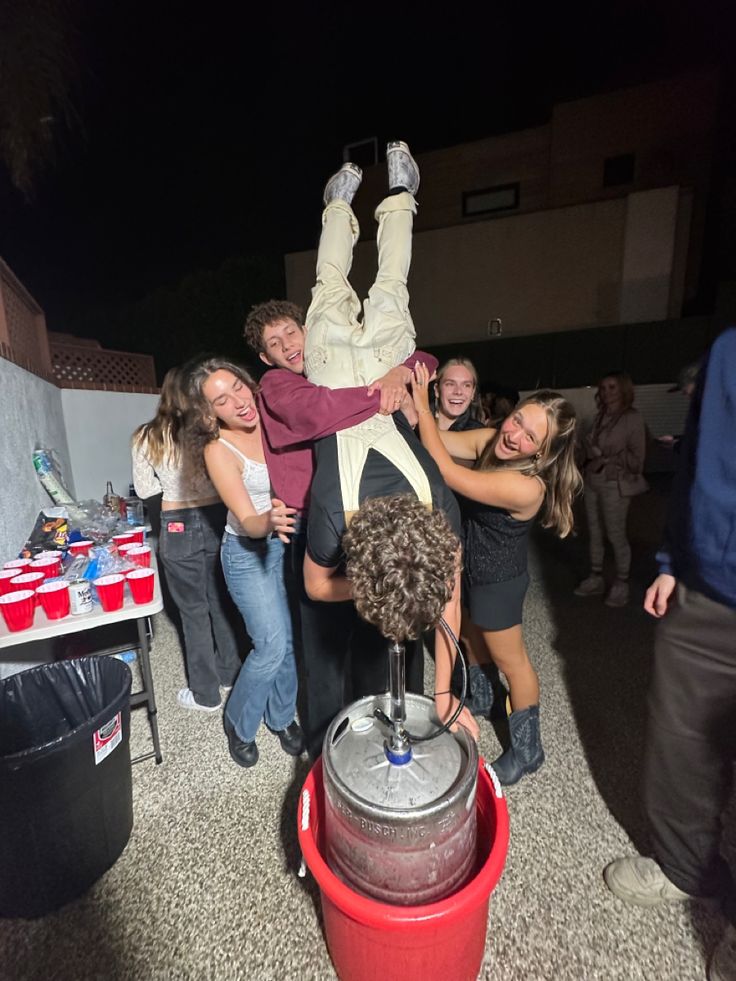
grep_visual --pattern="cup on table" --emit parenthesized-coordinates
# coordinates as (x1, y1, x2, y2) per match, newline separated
(0, 589, 36, 632)
(3, 558, 31, 574)
(94, 574, 126, 612)
(10, 571, 46, 595)
(113, 533, 136, 552)
(126, 568, 155, 605)
(129, 527, 146, 545)
(0, 569, 21, 595)
(30, 556, 63, 579)
(36, 580, 71, 620)
(68, 540, 94, 558)
(117, 542, 138, 560)
(127, 545, 152, 568)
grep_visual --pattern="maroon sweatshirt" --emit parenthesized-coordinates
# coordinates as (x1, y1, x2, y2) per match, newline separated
(257, 351, 439, 513)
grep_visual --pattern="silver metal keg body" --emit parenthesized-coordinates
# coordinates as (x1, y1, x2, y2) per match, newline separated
(322, 632, 478, 905)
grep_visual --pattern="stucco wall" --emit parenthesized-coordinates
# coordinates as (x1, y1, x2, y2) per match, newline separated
(0, 359, 74, 557)
(286, 197, 628, 345)
(61, 389, 159, 502)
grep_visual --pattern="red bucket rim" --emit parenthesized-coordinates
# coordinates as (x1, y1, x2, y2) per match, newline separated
(298, 756, 509, 931)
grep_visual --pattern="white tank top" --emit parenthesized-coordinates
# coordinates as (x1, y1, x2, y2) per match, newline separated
(217, 438, 272, 537)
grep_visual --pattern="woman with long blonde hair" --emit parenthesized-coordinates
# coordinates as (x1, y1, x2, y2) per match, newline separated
(412, 362, 582, 785)
(132, 366, 243, 712)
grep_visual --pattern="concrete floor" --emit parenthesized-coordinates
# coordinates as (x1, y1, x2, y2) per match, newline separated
(0, 487, 733, 980)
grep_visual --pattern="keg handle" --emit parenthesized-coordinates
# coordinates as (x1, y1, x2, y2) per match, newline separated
(373, 642, 412, 763)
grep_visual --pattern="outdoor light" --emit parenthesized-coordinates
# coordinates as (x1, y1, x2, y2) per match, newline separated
(487, 317, 503, 338)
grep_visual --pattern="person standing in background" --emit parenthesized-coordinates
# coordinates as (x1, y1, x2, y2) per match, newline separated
(131, 366, 243, 712)
(433, 358, 485, 433)
(574, 371, 648, 607)
(603, 329, 736, 981)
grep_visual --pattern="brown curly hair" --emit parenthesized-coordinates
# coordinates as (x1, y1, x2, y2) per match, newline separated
(243, 300, 305, 354)
(342, 496, 460, 643)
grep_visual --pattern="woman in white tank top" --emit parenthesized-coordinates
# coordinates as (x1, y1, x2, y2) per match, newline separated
(185, 356, 303, 769)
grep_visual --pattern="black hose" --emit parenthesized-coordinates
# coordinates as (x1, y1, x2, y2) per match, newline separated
(403, 616, 468, 744)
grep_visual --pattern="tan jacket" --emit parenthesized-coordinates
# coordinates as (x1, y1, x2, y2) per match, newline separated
(584, 408, 647, 483)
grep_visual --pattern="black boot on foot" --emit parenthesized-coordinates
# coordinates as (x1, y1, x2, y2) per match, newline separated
(491, 704, 544, 786)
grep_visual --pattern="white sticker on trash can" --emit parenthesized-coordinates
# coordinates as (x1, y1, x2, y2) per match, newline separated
(94, 713, 122, 765)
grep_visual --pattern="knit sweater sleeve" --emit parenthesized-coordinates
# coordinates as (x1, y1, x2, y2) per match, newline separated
(258, 370, 381, 450)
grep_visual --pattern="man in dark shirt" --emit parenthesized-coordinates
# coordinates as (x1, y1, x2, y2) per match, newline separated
(604, 328, 736, 981)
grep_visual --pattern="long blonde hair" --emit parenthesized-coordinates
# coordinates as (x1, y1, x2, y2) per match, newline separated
(131, 366, 187, 469)
(476, 391, 582, 537)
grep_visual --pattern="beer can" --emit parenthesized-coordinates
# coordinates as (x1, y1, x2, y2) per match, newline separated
(69, 579, 93, 615)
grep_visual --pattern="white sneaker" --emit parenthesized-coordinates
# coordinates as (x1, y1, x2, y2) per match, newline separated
(574, 573, 605, 597)
(605, 580, 630, 607)
(323, 162, 363, 206)
(387, 141, 420, 195)
(603, 856, 691, 907)
(177, 687, 222, 713)
(709, 923, 736, 981)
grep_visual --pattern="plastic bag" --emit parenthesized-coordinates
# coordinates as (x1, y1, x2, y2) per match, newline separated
(64, 501, 128, 545)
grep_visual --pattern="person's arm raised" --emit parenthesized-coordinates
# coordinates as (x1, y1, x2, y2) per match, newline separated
(412, 363, 543, 515)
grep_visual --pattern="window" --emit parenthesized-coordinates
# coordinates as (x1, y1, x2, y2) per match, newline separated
(603, 153, 636, 187)
(462, 183, 519, 218)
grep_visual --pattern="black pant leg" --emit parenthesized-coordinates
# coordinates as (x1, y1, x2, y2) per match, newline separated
(644, 584, 736, 907)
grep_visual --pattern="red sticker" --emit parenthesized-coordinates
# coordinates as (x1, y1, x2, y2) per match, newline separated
(167, 522, 185, 533)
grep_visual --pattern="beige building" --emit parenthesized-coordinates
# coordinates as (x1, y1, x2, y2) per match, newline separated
(285, 73, 717, 349)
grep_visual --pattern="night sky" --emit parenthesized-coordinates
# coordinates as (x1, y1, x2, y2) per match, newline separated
(0, 0, 731, 375)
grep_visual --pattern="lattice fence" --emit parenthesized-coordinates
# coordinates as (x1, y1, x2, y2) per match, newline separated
(50, 341, 157, 391)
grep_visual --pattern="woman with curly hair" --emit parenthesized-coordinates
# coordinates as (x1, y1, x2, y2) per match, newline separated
(131, 366, 242, 713)
(412, 362, 582, 785)
(184, 355, 303, 769)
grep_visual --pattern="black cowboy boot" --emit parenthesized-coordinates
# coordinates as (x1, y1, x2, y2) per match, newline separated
(491, 704, 544, 786)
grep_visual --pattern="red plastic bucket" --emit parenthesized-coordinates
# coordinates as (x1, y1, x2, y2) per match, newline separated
(298, 756, 509, 981)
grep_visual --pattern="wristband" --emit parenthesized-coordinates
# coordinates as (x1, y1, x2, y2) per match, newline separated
(433, 689, 451, 696)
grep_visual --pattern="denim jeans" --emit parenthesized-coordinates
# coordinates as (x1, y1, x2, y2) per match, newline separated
(158, 503, 243, 707)
(221, 531, 298, 743)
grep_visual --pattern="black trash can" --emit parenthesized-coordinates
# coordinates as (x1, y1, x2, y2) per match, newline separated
(0, 655, 134, 918)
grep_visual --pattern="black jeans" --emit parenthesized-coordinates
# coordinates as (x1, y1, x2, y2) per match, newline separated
(158, 503, 243, 707)
(644, 583, 736, 925)
(285, 529, 424, 760)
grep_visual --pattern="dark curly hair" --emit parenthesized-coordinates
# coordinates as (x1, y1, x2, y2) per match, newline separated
(342, 496, 460, 643)
(243, 300, 305, 354)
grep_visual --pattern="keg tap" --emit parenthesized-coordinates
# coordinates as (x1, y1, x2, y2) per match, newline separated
(374, 642, 413, 765)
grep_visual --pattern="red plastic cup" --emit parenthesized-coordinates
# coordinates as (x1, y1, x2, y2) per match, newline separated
(4, 558, 31, 573)
(126, 568, 155, 604)
(113, 533, 136, 552)
(117, 542, 137, 558)
(68, 540, 94, 558)
(30, 556, 63, 579)
(0, 589, 36, 632)
(0, 569, 20, 596)
(10, 571, 46, 594)
(36, 580, 71, 620)
(127, 545, 152, 568)
(94, 574, 125, 612)
(129, 527, 146, 545)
